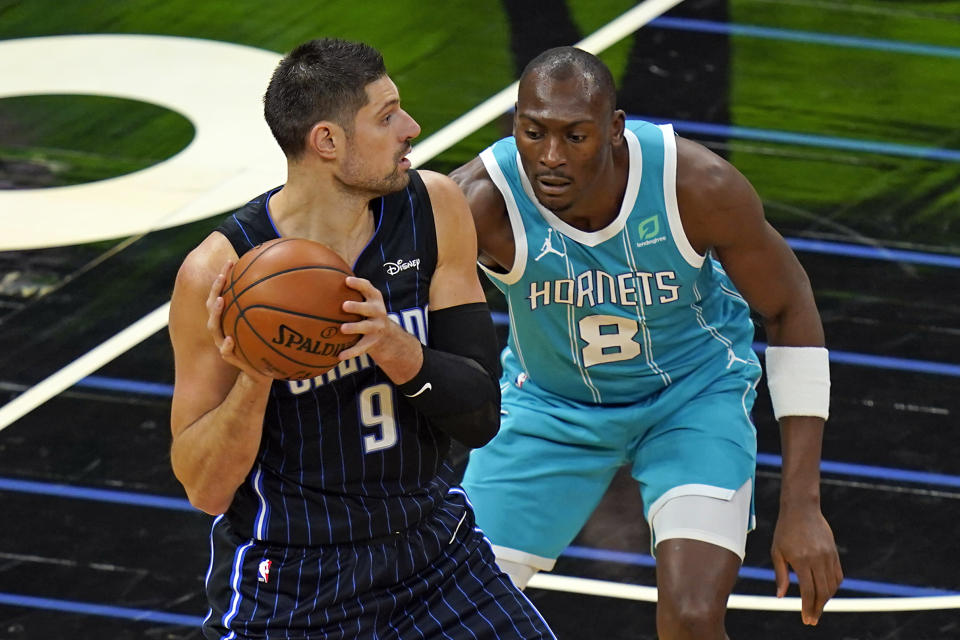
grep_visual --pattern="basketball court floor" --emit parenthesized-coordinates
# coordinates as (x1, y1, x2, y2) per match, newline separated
(1, 1, 959, 638)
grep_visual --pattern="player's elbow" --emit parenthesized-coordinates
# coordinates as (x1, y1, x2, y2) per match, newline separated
(442, 398, 501, 449)
(173, 465, 235, 515)
(183, 486, 232, 515)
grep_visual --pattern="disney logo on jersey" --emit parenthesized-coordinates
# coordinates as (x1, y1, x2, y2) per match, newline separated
(383, 257, 421, 276)
(635, 214, 666, 248)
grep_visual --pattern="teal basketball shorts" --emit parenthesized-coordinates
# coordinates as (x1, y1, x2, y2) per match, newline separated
(461, 360, 761, 568)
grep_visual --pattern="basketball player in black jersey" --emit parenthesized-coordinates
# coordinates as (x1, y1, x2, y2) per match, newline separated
(168, 38, 554, 640)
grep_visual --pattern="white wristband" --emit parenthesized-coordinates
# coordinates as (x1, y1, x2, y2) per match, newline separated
(764, 346, 830, 421)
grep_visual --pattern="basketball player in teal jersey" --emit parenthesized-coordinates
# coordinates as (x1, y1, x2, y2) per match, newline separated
(452, 47, 843, 638)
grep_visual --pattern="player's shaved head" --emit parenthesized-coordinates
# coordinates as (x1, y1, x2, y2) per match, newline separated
(519, 47, 617, 115)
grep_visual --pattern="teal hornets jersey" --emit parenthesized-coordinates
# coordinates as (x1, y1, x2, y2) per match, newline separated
(480, 121, 757, 404)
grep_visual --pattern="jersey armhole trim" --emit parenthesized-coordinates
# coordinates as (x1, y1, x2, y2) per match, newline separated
(479, 147, 527, 285)
(660, 124, 705, 268)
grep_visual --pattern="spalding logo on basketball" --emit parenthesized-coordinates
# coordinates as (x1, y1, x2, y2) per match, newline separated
(220, 237, 363, 380)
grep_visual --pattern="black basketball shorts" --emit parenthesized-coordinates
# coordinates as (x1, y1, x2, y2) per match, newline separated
(201, 488, 555, 639)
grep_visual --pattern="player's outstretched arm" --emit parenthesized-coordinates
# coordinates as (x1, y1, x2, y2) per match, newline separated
(168, 233, 272, 515)
(675, 137, 843, 626)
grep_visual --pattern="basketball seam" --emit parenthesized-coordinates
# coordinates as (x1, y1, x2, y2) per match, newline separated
(221, 263, 352, 338)
(239, 304, 356, 324)
(221, 237, 298, 325)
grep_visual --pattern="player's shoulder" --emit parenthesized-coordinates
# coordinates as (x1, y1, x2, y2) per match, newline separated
(447, 158, 506, 222)
(175, 231, 237, 292)
(417, 169, 461, 198)
(674, 135, 764, 251)
(675, 136, 744, 199)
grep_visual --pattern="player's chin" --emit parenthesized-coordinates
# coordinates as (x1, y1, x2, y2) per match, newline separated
(539, 194, 573, 213)
(387, 169, 411, 190)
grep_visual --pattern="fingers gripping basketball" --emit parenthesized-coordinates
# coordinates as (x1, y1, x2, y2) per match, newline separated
(220, 238, 362, 380)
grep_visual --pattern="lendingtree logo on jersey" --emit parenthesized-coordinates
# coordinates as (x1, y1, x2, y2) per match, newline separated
(636, 214, 666, 248)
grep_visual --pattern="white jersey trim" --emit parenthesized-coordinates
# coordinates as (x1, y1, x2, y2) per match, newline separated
(659, 123, 705, 268)
(479, 147, 528, 285)
(515, 128, 643, 247)
(490, 544, 558, 571)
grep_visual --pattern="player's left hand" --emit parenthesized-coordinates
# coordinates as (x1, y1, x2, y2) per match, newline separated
(771, 505, 843, 626)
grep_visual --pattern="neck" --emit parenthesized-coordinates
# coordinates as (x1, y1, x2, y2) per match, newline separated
(268, 164, 376, 264)
(557, 142, 629, 232)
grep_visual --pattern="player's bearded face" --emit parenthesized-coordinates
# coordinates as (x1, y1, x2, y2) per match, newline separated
(338, 76, 419, 196)
(340, 137, 412, 195)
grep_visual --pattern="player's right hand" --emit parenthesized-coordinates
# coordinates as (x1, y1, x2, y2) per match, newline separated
(206, 261, 271, 382)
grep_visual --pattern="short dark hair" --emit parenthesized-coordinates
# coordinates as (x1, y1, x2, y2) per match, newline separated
(519, 46, 617, 113)
(264, 38, 386, 157)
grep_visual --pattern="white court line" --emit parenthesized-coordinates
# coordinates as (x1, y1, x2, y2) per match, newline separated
(0, 0, 683, 432)
(0, 303, 171, 430)
(529, 574, 960, 612)
(408, 0, 685, 165)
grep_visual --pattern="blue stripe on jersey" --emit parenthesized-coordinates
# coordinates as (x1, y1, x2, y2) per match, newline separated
(201, 516, 222, 629)
(407, 187, 421, 304)
(251, 465, 268, 540)
(262, 187, 283, 238)
(230, 214, 256, 249)
(221, 539, 255, 636)
(271, 387, 293, 544)
(352, 197, 386, 272)
(480, 121, 755, 403)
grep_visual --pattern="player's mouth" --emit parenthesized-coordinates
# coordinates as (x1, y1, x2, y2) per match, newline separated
(397, 145, 412, 169)
(536, 175, 571, 195)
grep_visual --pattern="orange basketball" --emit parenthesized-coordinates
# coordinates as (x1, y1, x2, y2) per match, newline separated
(220, 238, 363, 380)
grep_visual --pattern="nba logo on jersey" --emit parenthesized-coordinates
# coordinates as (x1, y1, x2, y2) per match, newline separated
(258, 558, 272, 583)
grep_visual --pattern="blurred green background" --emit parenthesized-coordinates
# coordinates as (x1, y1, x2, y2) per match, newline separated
(1, 0, 958, 247)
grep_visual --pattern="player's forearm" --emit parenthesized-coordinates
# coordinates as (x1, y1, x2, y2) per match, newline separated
(397, 346, 501, 448)
(171, 373, 271, 514)
(777, 415, 825, 509)
(396, 302, 502, 448)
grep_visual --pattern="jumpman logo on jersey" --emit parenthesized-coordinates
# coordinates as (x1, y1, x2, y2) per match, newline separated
(534, 228, 566, 261)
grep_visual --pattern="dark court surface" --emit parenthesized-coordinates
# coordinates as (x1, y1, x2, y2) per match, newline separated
(1, 0, 959, 638)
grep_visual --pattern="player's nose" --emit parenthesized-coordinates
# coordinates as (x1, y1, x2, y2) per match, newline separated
(400, 108, 421, 140)
(540, 135, 565, 168)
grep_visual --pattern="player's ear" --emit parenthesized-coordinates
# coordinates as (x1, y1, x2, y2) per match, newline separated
(308, 121, 340, 159)
(511, 103, 520, 137)
(611, 109, 626, 143)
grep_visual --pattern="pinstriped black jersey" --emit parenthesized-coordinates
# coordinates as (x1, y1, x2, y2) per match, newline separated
(214, 171, 455, 545)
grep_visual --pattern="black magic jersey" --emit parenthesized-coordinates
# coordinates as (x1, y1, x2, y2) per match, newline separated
(215, 171, 455, 545)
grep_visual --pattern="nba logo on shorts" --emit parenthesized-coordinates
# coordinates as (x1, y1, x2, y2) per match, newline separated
(258, 559, 272, 583)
